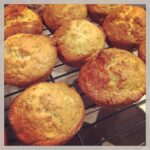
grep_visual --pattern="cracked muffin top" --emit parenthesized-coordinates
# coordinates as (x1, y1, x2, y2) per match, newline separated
(87, 4, 125, 24)
(5, 34, 57, 87)
(43, 4, 87, 32)
(8, 82, 84, 145)
(78, 48, 146, 106)
(5, 4, 43, 39)
(102, 5, 146, 50)
(54, 19, 105, 67)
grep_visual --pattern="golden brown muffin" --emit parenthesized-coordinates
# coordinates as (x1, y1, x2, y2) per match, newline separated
(43, 4, 87, 32)
(87, 4, 124, 25)
(138, 41, 146, 63)
(26, 4, 46, 18)
(5, 4, 43, 39)
(102, 5, 146, 50)
(54, 19, 105, 67)
(8, 82, 85, 145)
(78, 48, 146, 106)
(5, 34, 57, 87)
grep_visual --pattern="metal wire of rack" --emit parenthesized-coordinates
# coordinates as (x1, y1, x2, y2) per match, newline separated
(4, 26, 146, 146)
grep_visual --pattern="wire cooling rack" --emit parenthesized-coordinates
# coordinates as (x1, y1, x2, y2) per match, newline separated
(4, 25, 146, 146)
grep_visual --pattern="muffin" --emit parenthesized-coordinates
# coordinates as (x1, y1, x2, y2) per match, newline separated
(26, 4, 46, 18)
(5, 4, 43, 39)
(8, 82, 85, 145)
(5, 34, 57, 87)
(54, 19, 105, 67)
(87, 4, 124, 25)
(78, 48, 146, 106)
(43, 4, 87, 32)
(138, 41, 146, 63)
(102, 5, 146, 50)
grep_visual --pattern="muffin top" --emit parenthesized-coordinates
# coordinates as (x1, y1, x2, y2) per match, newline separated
(139, 41, 146, 62)
(26, 4, 46, 17)
(5, 34, 57, 87)
(102, 5, 146, 45)
(88, 4, 124, 15)
(43, 4, 87, 31)
(54, 19, 105, 66)
(8, 82, 84, 145)
(4, 5, 43, 39)
(78, 48, 146, 106)
(5, 5, 41, 30)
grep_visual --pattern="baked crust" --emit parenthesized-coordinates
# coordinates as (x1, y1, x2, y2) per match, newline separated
(87, 4, 124, 25)
(138, 41, 146, 63)
(78, 48, 146, 106)
(53, 19, 105, 67)
(26, 4, 46, 18)
(8, 82, 85, 145)
(5, 34, 57, 87)
(5, 4, 43, 39)
(43, 4, 87, 32)
(102, 5, 146, 50)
